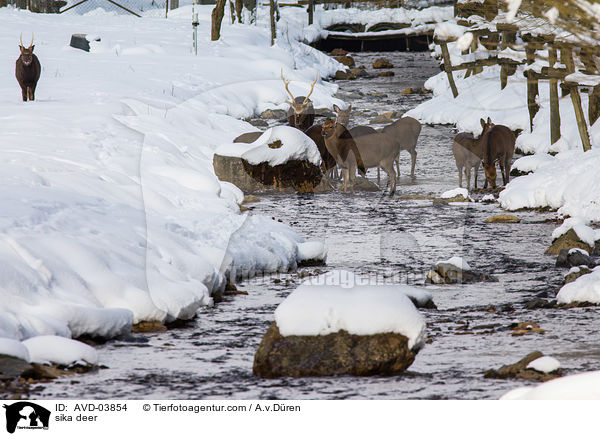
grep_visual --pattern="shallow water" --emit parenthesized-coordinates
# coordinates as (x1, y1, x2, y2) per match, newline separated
(39, 51, 600, 400)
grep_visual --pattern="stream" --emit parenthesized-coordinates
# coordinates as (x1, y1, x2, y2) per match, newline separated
(39, 51, 600, 400)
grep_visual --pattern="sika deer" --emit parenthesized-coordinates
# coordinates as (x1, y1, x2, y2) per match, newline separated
(322, 118, 398, 195)
(15, 34, 41, 102)
(452, 131, 483, 191)
(480, 118, 515, 189)
(381, 116, 421, 178)
(281, 71, 317, 131)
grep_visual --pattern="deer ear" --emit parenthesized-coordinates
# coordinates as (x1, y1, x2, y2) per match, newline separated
(30, 45, 35, 50)
(480, 118, 485, 128)
(487, 117, 491, 124)
(333, 104, 340, 112)
(347, 104, 352, 111)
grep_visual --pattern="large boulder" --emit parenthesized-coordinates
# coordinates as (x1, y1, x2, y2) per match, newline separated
(253, 322, 418, 378)
(214, 126, 327, 193)
(253, 270, 427, 378)
(547, 228, 594, 255)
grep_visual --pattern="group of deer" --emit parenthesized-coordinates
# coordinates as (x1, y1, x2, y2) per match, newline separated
(452, 117, 516, 190)
(236, 72, 422, 195)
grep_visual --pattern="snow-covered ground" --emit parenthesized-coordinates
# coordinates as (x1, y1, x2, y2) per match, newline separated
(0, 4, 350, 345)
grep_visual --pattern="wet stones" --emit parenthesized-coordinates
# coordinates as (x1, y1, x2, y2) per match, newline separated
(485, 214, 521, 223)
(546, 228, 593, 255)
(260, 109, 287, 120)
(484, 351, 562, 382)
(132, 321, 167, 333)
(555, 248, 596, 268)
(0, 355, 32, 382)
(373, 58, 394, 69)
(510, 321, 546, 336)
(334, 70, 357, 80)
(377, 71, 395, 77)
(330, 48, 348, 56)
(335, 55, 355, 67)
(563, 266, 593, 284)
(426, 261, 497, 284)
(253, 322, 418, 378)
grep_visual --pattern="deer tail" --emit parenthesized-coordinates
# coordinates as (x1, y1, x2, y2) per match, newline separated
(350, 141, 366, 176)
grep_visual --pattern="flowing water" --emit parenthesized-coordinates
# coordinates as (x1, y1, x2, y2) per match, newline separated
(39, 52, 600, 400)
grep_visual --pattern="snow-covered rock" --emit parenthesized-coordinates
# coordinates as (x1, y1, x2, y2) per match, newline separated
(297, 241, 328, 265)
(274, 270, 427, 350)
(254, 270, 428, 378)
(557, 266, 600, 305)
(526, 356, 561, 374)
(22, 336, 98, 366)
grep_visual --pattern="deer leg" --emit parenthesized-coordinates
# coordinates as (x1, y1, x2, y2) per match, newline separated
(499, 161, 506, 185)
(382, 162, 396, 195)
(28, 86, 35, 101)
(474, 162, 480, 189)
(21, 86, 27, 102)
(457, 165, 463, 187)
(410, 149, 417, 178)
(342, 168, 349, 192)
(377, 166, 381, 184)
(465, 166, 471, 191)
(504, 156, 511, 185)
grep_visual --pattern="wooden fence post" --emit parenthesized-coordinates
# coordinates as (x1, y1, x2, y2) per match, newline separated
(548, 47, 561, 144)
(439, 41, 459, 98)
(589, 85, 600, 126)
(307, 0, 314, 25)
(567, 85, 592, 151)
(525, 46, 539, 132)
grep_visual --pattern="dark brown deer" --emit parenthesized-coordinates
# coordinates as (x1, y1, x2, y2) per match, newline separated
(282, 71, 317, 131)
(322, 118, 399, 194)
(480, 117, 515, 189)
(15, 34, 41, 102)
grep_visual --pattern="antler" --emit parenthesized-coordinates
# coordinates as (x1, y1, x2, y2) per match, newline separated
(303, 72, 318, 104)
(19, 33, 34, 48)
(280, 69, 295, 104)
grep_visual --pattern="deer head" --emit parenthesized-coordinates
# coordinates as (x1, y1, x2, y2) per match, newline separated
(333, 104, 352, 126)
(481, 117, 497, 188)
(281, 70, 318, 129)
(321, 118, 337, 139)
(19, 33, 35, 66)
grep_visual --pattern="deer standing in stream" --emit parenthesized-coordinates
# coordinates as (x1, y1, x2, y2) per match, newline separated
(15, 34, 41, 102)
(453, 118, 515, 190)
(281, 71, 317, 131)
(322, 118, 399, 195)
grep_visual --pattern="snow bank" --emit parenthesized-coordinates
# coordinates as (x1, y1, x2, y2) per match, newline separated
(526, 356, 560, 373)
(500, 370, 600, 399)
(436, 256, 472, 271)
(0, 6, 337, 342)
(216, 126, 321, 166)
(511, 154, 554, 174)
(23, 336, 99, 366)
(557, 267, 600, 305)
(499, 150, 600, 221)
(274, 270, 427, 350)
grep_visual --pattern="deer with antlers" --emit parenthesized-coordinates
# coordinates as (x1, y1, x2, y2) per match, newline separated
(16, 34, 41, 102)
(281, 71, 317, 131)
